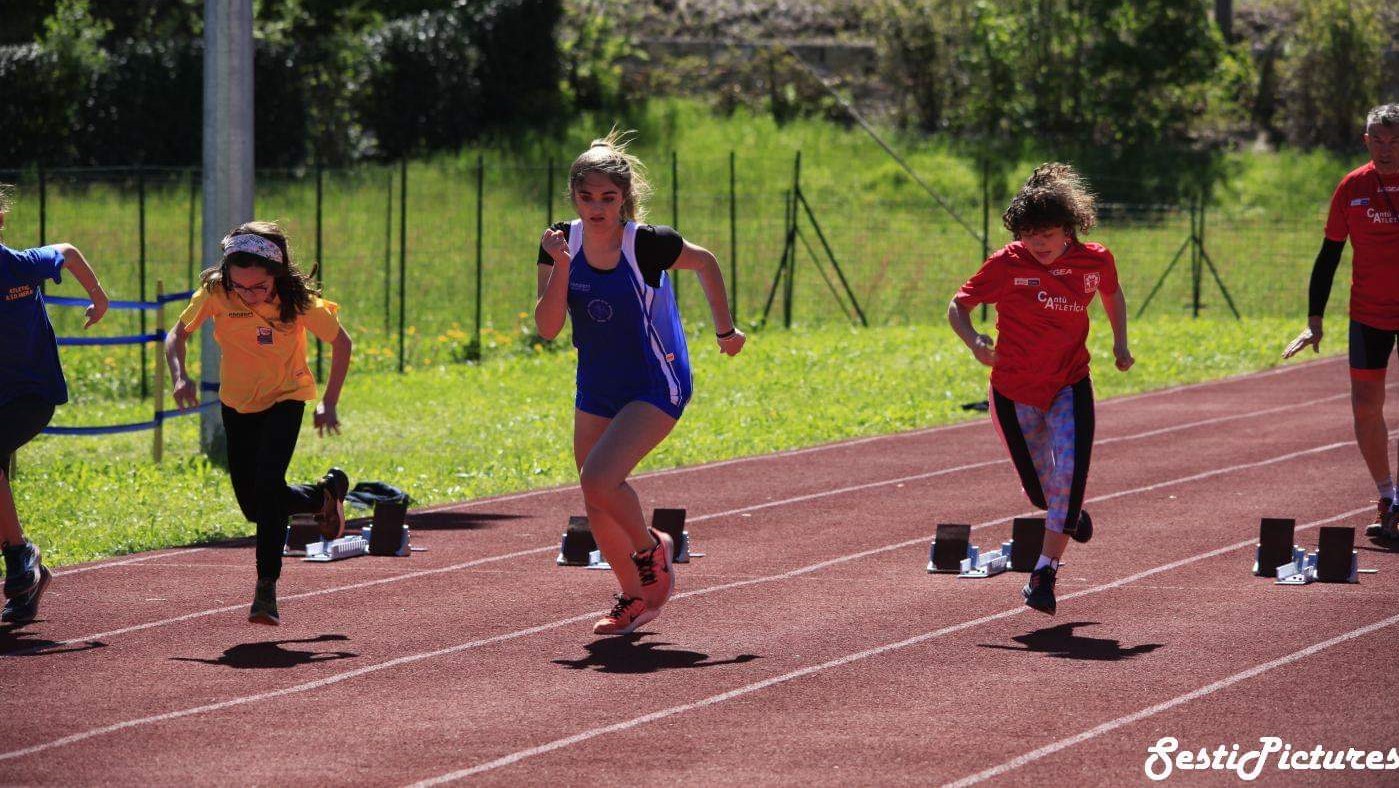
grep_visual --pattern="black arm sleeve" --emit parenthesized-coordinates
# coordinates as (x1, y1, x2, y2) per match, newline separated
(634, 225, 684, 287)
(536, 221, 572, 266)
(1307, 238, 1346, 317)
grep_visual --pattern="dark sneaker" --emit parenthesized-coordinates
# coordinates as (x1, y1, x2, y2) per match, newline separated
(3, 541, 44, 599)
(1366, 498, 1399, 540)
(1, 564, 51, 625)
(317, 468, 350, 540)
(248, 579, 280, 626)
(1022, 564, 1058, 615)
(1065, 509, 1093, 544)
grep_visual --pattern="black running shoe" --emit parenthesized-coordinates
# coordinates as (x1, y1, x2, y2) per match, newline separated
(1066, 510, 1093, 544)
(248, 578, 280, 626)
(2, 564, 51, 624)
(1022, 564, 1057, 615)
(3, 541, 43, 599)
(317, 468, 350, 540)
(1366, 499, 1399, 540)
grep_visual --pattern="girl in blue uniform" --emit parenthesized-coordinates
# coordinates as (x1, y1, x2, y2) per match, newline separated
(0, 184, 110, 624)
(535, 132, 745, 635)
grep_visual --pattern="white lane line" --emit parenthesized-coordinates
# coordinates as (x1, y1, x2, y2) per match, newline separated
(8, 393, 1353, 658)
(53, 549, 209, 577)
(943, 611, 1399, 786)
(0, 446, 1361, 761)
(404, 506, 1373, 785)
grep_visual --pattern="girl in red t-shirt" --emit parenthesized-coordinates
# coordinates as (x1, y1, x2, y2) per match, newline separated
(948, 163, 1134, 615)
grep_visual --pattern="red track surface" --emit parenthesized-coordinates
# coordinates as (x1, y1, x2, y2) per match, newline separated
(3, 355, 1397, 786)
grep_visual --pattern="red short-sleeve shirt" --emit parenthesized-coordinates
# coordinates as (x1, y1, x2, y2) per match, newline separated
(955, 241, 1120, 410)
(1325, 162, 1399, 330)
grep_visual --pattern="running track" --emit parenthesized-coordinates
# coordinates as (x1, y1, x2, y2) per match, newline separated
(2, 355, 1396, 785)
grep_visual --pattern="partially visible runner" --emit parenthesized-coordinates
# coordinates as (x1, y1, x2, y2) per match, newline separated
(166, 221, 354, 625)
(0, 183, 110, 624)
(535, 131, 744, 636)
(1284, 104, 1399, 540)
(949, 163, 1134, 615)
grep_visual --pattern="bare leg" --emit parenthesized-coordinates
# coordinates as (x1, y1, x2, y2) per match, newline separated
(0, 470, 22, 548)
(1352, 378, 1391, 486)
(574, 403, 677, 598)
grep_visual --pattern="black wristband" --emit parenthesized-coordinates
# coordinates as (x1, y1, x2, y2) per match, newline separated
(716, 329, 737, 340)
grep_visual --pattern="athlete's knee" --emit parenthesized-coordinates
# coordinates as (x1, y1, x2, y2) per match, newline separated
(578, 466, 625, 504)
(1352, 385, 1387, 423)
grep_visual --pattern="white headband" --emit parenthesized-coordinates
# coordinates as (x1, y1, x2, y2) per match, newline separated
(222, 233, 285, 265)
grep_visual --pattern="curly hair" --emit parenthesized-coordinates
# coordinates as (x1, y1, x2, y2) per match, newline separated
(200, 220, 321, 324)
(568, 127, 653, 223)
(1001, 162, 1097, 240)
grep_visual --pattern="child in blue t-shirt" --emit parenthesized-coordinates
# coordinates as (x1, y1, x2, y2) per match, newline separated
(0, 185, 109, 624)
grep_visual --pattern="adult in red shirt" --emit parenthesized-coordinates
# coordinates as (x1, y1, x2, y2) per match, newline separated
(1284, 104, 1399, 539)
(949, 163, 1134, 615)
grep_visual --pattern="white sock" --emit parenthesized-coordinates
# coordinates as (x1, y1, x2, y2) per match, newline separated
(1379, 478, 1396, 503)
(1035, 554, 1059, 571)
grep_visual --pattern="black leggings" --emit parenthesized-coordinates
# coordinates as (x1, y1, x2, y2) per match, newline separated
(1, 395, 56, 478)
(222, 401, 323, 581)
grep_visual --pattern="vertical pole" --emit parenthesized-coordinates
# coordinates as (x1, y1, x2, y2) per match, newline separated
(138, 164, 149, 398)
(728, 150, 737, 323)
(38, 163, 47, 246)
(200, 0, 254, 459)
(1191, 196, 1202, 318)
(785, 152, 802, 329)
(980, 156, 991, 323)
(384, 167, 392, 335)
(187, 167, 197, 289)
(154, 280, 166, 463)
(474, 154, 484, 362)
(546, 157, 555, 226)
(315, 163, 324, 379)
(398, 158, 407, 373)
(671, 150, 680, 303)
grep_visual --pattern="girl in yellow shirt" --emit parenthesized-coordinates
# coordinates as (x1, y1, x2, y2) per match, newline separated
(165, 221, 354, 625)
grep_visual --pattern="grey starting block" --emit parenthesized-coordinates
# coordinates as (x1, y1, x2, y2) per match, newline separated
(556, 516, 596, 566)
(1274, 527, 1364, 585)
(284, 514, 323, 556)
(928, 524, 972, 573)
(957, 544, 1009, 578)
(1253, 517, 1296, 577)
(303, 534, 369, 562)
(363, 495, 411, 557)
(651, 508, 701, 563)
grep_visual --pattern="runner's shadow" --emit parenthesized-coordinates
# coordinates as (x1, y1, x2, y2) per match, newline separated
(553, 634, 760, 674)
(0, 624, 106, 657)
(979, 621, 1162, 661)
(171, 634, 357, 669)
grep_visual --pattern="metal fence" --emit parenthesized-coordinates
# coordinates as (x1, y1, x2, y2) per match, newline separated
(0, 154, 1336, 379)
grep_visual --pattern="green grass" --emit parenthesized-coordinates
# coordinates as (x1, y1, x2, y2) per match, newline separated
(0, 99, 1368, 378)
(13, 315, 1333, 567)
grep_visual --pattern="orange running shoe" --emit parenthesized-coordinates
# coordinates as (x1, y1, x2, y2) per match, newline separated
(632, 528, 675, 612)
(593, 594, 648, 635)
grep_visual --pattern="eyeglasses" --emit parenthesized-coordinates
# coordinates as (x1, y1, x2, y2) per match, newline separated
(230, 281, 272, 297)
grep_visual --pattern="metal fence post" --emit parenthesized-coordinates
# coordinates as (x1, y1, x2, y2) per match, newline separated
(315, 163, 324, 379)
(398, 159, 408, 373)
(473, 154, 484, 362)
(154, 279, 166, 463)
(138, 164, 149, 398)
(729, 150, 737, 323)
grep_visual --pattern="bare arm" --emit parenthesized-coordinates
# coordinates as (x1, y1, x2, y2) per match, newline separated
(165, 320, 199, 409)
(534, 229, 571, 341)
(947, 298, 995, 366)
(314, 328, 353, 436)
(54, 243, 109, 328)
(671, 240, 744, 355)
(1101, 288, 1134, 371)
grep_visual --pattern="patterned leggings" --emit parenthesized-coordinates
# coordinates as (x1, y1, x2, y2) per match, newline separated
(991, 377, 1095, 534)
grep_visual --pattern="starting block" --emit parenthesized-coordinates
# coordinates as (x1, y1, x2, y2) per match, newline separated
(284, 514, 323, 556)
(1253, 518, 1296, 577)
(957, 544, 1009, 578)
(362, 495, 411, 557)
(1273, 526, 1364, 585)
(651, 508, 701, 562)
(556, 516, 596, 566)
(558, 509, 701, 568)
(303, 534, 369, 562)
(928, 524, 971, 573)
(1008, 517, 1045, 572)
